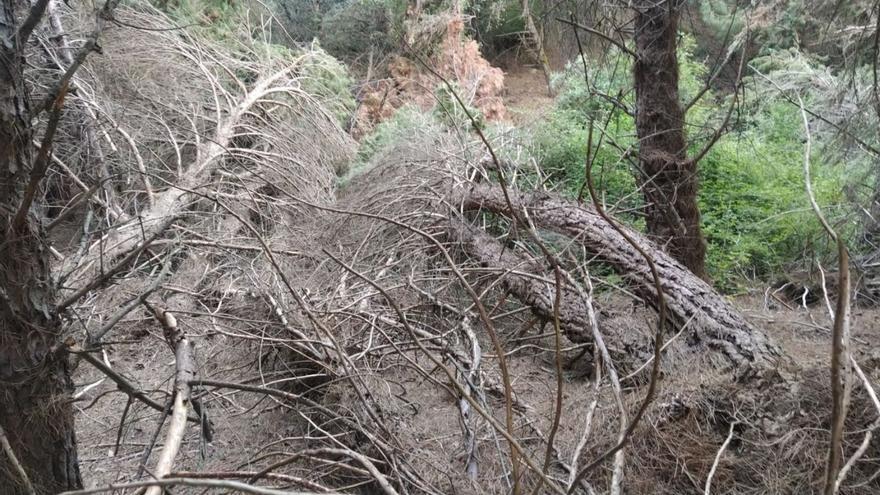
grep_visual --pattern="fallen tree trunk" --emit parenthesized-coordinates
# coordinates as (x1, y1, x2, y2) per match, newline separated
(453, 184, 783, 379)
(450, 222, 652, 371)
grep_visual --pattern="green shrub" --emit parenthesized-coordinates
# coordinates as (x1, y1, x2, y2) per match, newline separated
(354, 105, 436, 164)
(297, 44, 358, 125)
(533, 50, 639, 211)
(531, 39, 858, 289)
(432, 82, 485, 131)
(271, 0, 348, 42)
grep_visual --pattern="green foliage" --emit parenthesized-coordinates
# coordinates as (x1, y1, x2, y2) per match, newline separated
(697, 103, 848, 288)
(532, 38, 859, 288)
(469, 0, 526, 54)
(297, 44, 358, 125)
(533, 48, 639, 211)
(271, 0, 348, 42)
(354, 105, 436, 165)
(697, 0, 745, 41)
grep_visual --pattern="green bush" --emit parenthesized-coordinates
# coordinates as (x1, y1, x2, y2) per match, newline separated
(297, 44, 358, 125)
(532, 49, 640, 212)
(271, 0, 348, 42)
(354, 105, 436, 165)
(432, 82, 485, 131)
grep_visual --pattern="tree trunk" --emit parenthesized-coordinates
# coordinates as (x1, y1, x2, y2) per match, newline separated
(521, 0, 553, 95)
(449, 221, 653, 372)
(455, 184, 782, 379)
(632, 0, 707, 279)
(0, 1, 82, 492)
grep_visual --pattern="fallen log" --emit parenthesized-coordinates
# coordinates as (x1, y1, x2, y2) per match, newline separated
(449, 222, 652, 371)
(453, 184, 783, 379)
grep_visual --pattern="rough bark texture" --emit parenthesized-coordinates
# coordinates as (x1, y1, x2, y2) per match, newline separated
(450, 222, 652, 371)
(456, 184, 782, 378)
(0, 1, 82, 493)
(521, 0, 553, 94)
(633, 0, 707, 279)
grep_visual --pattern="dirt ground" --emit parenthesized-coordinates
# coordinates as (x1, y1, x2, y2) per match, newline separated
(502, 65, 556, 126)
(71, 281, 880, 493)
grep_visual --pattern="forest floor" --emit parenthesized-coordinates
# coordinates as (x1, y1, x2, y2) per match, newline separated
(72, 279, 880, 491)
(502, 65, 555, 125)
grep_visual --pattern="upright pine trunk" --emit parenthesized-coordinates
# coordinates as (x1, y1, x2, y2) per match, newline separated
(633, 0, 707, 279)
(0, 0, 82, 492)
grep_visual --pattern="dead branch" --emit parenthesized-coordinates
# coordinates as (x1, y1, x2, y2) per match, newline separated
(143, 305, 196, 495)
(835, 357, 880, 491)
(449, 222, 651, 370)
(69, 345, 170, 415)
(799, 96, 853, 495)
(58, 477, 336, 495)
(703, 422, 737, 495)
(0, 425, 36, 495)
(555, 17, 636, 58)
(322, 249, 567, 494)
(169, 471, 334, 492)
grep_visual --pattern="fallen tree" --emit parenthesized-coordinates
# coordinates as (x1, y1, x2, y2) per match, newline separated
(449, 221, 653, 372)
(452, 183, 784, 379)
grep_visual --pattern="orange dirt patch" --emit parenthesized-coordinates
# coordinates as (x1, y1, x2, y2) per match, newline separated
(353, 16, 506, 138)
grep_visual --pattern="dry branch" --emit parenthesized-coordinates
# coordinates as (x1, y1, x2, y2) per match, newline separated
(59, 478, 336, 495)
(0, 425, 36, 495)
(450, 221, 650, 370)
(144, 305, 196, 495)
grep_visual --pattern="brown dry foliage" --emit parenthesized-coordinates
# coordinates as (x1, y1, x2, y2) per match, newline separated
(353, 15, 506, 138)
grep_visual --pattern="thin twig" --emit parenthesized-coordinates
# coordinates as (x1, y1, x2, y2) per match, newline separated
(0, 424, 36, 495)
(58, 478, 333, 495)
(800, 96, 853, 495)
(704, 422, 737, 495)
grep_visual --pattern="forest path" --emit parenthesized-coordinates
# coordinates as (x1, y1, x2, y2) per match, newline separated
(502, 65, 554, 125)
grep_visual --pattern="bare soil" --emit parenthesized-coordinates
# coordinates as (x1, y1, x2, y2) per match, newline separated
(72, 286, 880, 493)
(503, 66, 555, 125)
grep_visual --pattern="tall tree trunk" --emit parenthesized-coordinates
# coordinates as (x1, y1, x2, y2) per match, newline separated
(0, 1, 82, 493)
(522, 0, 553, 95)
(633, 0, 707, 279)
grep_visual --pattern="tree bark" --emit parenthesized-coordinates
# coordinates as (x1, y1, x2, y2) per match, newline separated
(521, 0, 553, 95)
(632, 0, 707, 279)
(0, 1, 82, 493)
(455, 184, 782, 379)
(449, 221, 652, 371)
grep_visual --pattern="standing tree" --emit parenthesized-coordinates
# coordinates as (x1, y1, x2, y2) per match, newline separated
(0, 0, 111, 491)
(521, 0, 553, 94)
(632, 0, 708, 279)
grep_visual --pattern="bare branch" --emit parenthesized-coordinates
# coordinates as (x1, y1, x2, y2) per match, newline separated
(0, 425, 36, 495)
